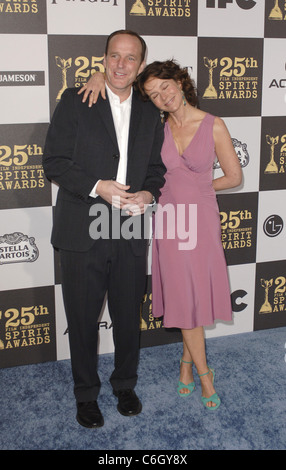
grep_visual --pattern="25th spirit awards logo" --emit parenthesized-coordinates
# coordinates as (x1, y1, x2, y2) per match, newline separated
(220, 208, 253, 251)
(140, 278, 164, 332)
(254, 261, 286, 330)
(55, 54, 104, 101)
(48, 36, 107, 114)
(217, 192, 258, 265)
(0, 142, 45, 191)
(264, 132, 286, 175)
(259, 275, 286, 314)
(198, 37, 262, 115)
(202, 55, 258, 101)
(260, 117, 286, 191)
(268, 0, 286, 20)
(0, 0, 46, 34)
(129, 0, 191, 17)
(140, 291, 163, 331)
(0, 304, 50, 351)
(0, 0, 39, 13)
(261, 126, 286, 184)
(0, 285, 56, 366)
(265, 1, 286, 37)
(130, 0, 146, 15)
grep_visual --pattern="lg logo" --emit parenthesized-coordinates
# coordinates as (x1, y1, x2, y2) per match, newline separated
(263, 215, 284, 238)
(207, 0, 256, 9)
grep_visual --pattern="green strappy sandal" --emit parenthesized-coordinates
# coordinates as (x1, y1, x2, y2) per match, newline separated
(177, 359, 195, 398)
(198, 367, 221, 410)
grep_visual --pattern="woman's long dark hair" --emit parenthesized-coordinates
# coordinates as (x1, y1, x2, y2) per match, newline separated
(135, 59, 199, 115)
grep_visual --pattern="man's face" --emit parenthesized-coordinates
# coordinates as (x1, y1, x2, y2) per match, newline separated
(104, 34, 145, 101)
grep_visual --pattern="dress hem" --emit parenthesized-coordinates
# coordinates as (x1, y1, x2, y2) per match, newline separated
(160, 315, 233, 330)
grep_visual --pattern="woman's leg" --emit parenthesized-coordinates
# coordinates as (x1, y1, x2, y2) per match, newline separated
(181, 327, 217, 407)
(178, 336, 194, 395)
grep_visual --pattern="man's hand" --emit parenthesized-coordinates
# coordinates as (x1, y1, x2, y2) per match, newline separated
(122, 190, 153, 216)
(96, 180, 134, 208)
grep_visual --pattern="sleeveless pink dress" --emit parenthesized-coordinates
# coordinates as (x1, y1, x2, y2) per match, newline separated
(151, 113, 232, 329)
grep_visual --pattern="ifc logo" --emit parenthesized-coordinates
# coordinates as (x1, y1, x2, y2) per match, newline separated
(206, 0, 256, 9)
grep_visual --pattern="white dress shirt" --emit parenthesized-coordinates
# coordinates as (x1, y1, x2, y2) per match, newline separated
(89, 84, 132, 198)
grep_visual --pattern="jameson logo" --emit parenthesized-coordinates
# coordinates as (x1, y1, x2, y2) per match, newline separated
(203, 56, 259, 101)
(0, 0, 39, 13)
(0, 72, 45, 87)
(0, 232, 39, 265)
(129, 0, 191, 17)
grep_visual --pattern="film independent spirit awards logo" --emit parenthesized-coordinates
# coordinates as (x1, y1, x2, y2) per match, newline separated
(259, 269, 286, 316)
(268, 0, 286, 21)
(129, 0, 191, 16)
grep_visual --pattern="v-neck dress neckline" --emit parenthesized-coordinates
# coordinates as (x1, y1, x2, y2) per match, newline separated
(166, 113, 208, 157)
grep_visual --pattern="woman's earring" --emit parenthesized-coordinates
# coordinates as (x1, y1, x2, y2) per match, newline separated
(160, 110, 165, 123)
(181, 91, 187, 106)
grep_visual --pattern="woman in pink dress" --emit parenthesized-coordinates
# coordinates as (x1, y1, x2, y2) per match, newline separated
(136, 60, 241, 410)
(79, 59, 241, 410)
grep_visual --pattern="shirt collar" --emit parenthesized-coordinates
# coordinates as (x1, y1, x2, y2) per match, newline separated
(106, 84, 133, 107)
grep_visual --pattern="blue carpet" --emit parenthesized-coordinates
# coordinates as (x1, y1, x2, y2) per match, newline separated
(0, 327, 286, 450)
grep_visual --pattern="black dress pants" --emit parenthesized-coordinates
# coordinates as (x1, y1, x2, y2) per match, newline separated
(59, 237, 147, 403)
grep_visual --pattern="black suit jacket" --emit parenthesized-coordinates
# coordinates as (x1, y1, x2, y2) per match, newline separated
(43, 87, 165, 253)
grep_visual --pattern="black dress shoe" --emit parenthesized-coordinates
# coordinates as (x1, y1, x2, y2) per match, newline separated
(114, 389, 142, 416)
(76, 400, 104, 428)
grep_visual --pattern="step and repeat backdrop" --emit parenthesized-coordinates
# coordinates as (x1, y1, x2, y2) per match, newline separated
(0, 0, 286, 368)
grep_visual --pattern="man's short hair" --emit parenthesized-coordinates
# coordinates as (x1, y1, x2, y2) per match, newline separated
(105, 29, 147, 64)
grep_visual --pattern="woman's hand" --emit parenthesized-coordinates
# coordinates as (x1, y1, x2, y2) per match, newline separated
(78, 71, 106, 107)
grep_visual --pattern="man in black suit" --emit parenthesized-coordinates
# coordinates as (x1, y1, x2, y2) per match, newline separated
(43, 30, 165, 428)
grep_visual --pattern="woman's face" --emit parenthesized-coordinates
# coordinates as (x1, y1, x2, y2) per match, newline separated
(143, 77, 183, 112)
